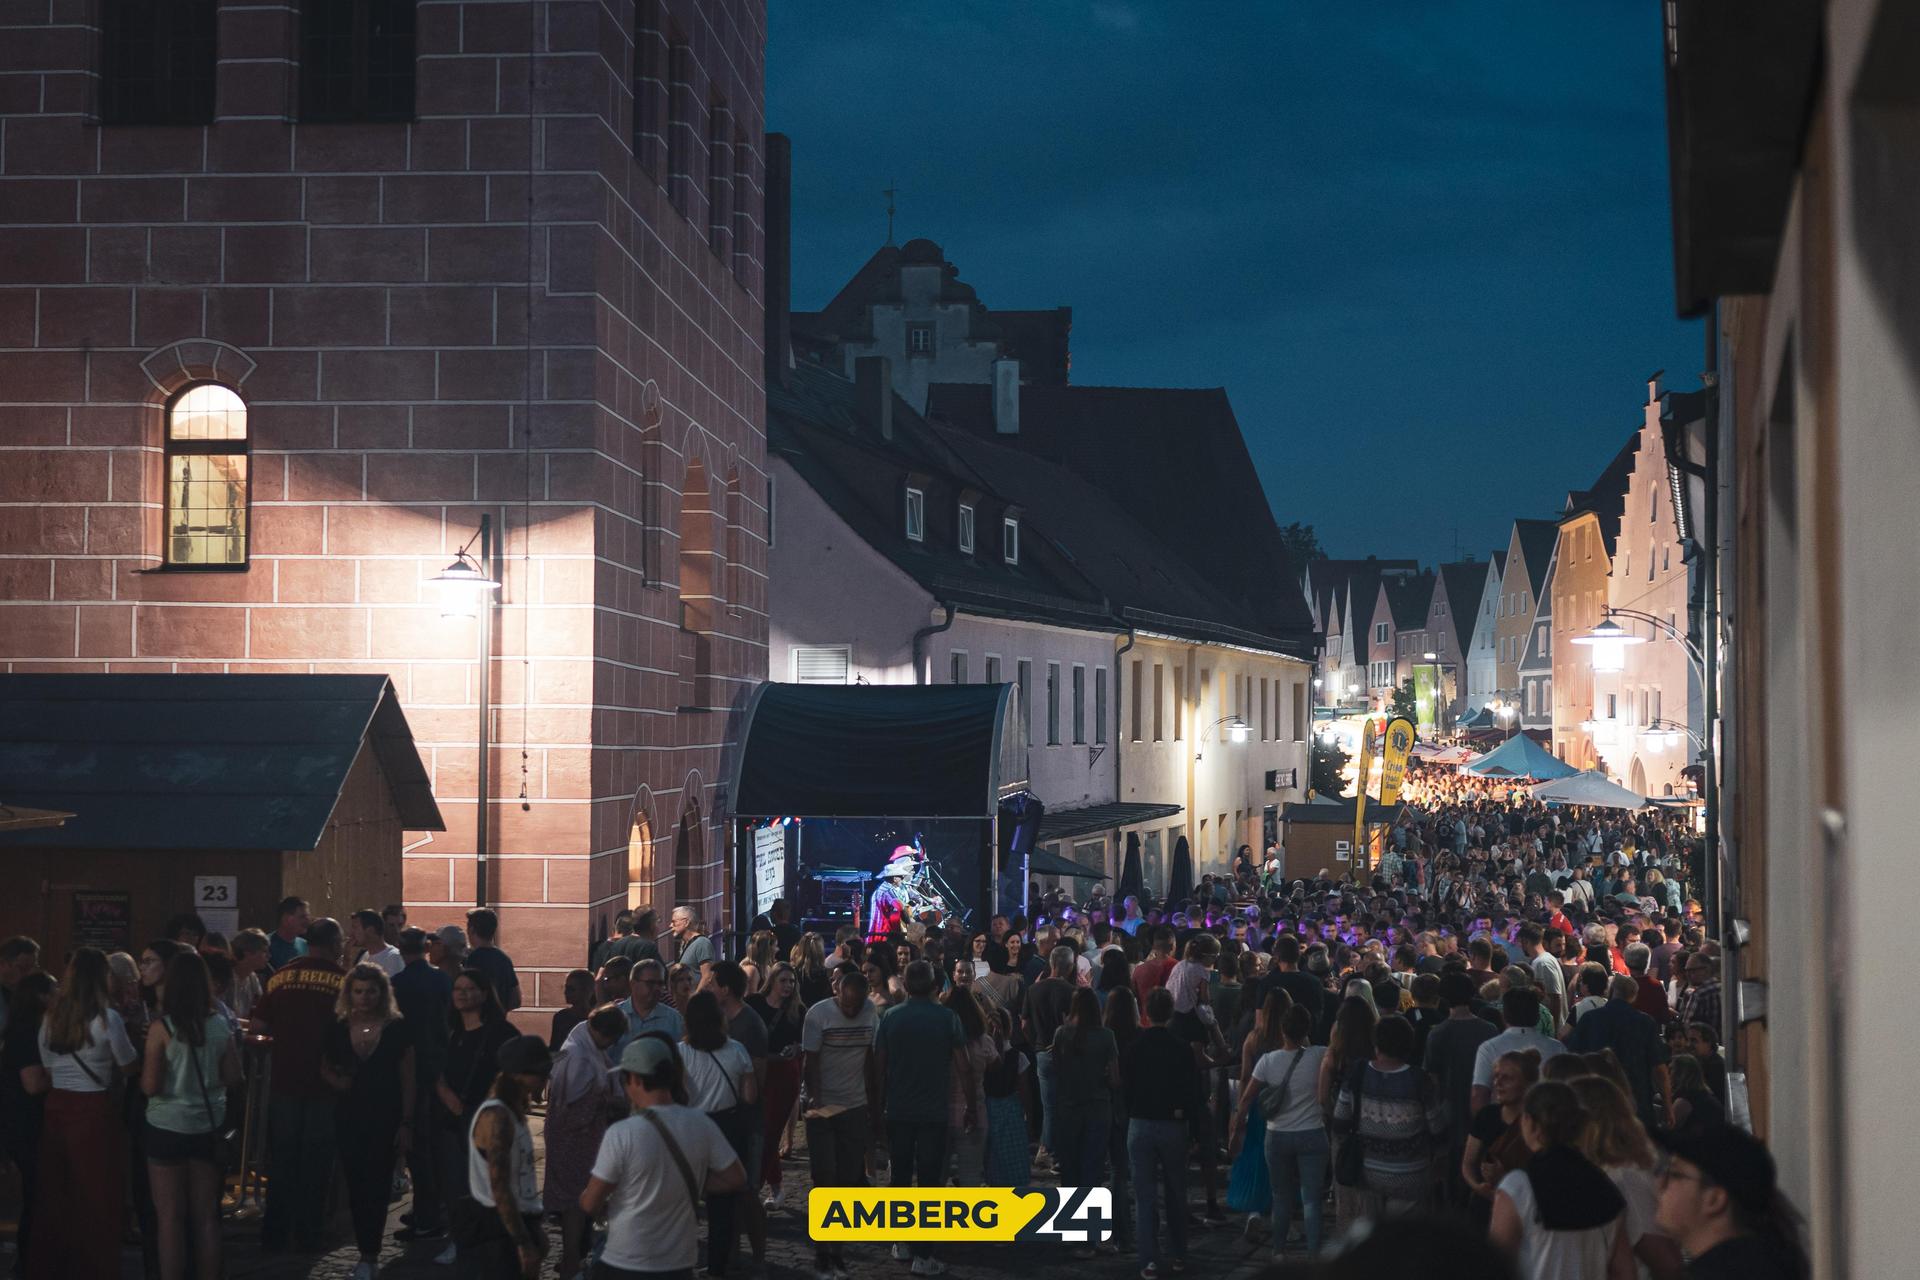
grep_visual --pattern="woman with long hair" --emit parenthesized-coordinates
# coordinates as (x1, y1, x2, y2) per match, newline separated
(1225, 990, 1291, 1237)
(1332, 1014, 1446, 1217)
(945, 986, 999, 1188)
(30, 947, 138, 1280)
(747, 962, 805, 1209)
(969, 931, 992, 978)
(664, 961, 696, 1011)
(1462, 1049, 1542, 1228)
(863, 961, 893, 1011)
(1239, 1004, 1330, 1259)
(741, 930, 777, 997)
(1571, 1076, 1686, 1280)
(2, 971, 55, 1274)
(322, 962, 414, 1280)
(142, 950, 242, 1280)
(129, 936, 189, 1272)
(792, 934, 831, 1006)
(1094, 948, 1131, 1009)
(1666, 1054, 1724, 1134)
(1047, 988, 1118, 1219)
(432, 966, 515, 1266)
(544, 1003, 628, 1280)
(1490, 1082, 1635, 1280)
(680, 990, 758, 1278)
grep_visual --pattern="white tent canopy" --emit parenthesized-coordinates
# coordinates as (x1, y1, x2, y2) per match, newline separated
(1529, 770, 1651, 810)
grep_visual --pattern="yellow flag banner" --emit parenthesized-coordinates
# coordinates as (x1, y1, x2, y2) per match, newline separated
(1377, 717, 1417, 807)
(1351, 719, 1377, 872)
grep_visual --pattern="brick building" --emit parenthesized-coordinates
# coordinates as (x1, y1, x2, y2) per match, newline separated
(0, 0, 769, 1018)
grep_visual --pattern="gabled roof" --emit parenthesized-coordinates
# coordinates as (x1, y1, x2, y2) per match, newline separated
(1520, 553, 1557, 672)
(926, 381, 1316, 647)
(791, 240, 1071, 384)
(1308, 558, 1419, 629)
(769, 363, 1112, 629)
(1385, 571, 1434, 630)
(1564, 433, 1639, 558)
(0, 674, 442, 850)
(932, 422, 1309, 655)
(1491, 549, 1508, 577)
(1512, 519, 1560, 597)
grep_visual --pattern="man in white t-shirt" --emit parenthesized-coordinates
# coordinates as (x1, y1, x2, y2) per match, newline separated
(1517, 924, 1566, 1029)
(581, 1035, 744, 1278)
(349, 910, 404, 977)
(801, 967, 879, 1280)
(1468, 988, 1565, 1115)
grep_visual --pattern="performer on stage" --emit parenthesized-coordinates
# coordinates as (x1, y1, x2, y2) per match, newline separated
(865, 847, 916, 944)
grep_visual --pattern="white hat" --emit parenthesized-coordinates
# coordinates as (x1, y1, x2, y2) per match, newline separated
(881, 861, 911, 880)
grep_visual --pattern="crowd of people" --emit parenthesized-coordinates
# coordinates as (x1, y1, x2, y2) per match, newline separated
(0, 772, 1808, 1280)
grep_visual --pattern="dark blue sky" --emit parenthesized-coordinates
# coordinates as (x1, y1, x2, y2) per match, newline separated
(767, 1, 1700, 564)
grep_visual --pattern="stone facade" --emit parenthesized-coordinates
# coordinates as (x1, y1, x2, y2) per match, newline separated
(0, 0, 768, 1018)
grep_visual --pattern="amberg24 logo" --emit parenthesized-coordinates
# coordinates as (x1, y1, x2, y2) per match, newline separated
(809, 1187, 1114, 1243)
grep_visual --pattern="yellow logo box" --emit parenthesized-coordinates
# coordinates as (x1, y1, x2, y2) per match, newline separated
(807, 1187, 1114, 1242)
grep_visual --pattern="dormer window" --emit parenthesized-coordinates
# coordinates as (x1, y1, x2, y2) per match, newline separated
(957, 503, 975, 554)
(1002, 516, 1019, 564)
(904, 486, 926, 542)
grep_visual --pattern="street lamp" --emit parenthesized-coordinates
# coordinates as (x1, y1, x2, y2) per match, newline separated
(428, 514, 500, 907)
(1568, 616, 1646, 674)
(1195, 714, 1249, 762)
(1640, 717, 1703, 752)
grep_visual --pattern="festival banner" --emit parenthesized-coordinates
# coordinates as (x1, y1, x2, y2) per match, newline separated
(1377, 717, 1417, 807)
(1351, 718, 1377, 872)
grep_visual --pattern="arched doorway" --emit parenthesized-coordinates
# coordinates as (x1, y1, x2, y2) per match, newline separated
(626, 811, 653, 913)
(1629, 757, 1648, 796)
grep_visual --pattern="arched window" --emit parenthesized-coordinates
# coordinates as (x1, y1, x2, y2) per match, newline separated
(165, 384, 250, 566)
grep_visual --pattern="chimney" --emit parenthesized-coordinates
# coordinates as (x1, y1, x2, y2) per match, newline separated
(855, 356, 893, 440)
(763, 133, 793, 389)
(992, 357, 1019, 435)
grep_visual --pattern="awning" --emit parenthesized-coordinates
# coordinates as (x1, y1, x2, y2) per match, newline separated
(731, 683, 1025, 819)
(0, 673, 443, 850)
(0, 803, 75, 834)
(1037, 802, 1182, 844)
(1458, 732, 1580, 780)
(1027, 845, 1105, 879)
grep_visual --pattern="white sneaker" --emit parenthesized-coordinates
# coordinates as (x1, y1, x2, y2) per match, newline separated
(891, 1243, 913, 1261)
(433, 1243, 457, 1266)
(910, 1259, 948, 1276)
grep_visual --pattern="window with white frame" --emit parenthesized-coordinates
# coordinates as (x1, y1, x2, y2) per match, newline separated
(957, 503, 975, 554)
(904, 486, 925, 541)
(984, 654, 1000, 685)
(1002, 516, 1019, 564)
(1094, 667, 1107, 744)
(1017, 659, 1032, 745)
(1375, 622, 1388, 644)
(791, 645, 851, 684)
(949, 650, 967, 684)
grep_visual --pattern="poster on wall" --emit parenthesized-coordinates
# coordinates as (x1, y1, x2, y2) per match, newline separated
(193, 875, 240, 936)
(753, 826, 785, 920)
(72, 890, 132, 952)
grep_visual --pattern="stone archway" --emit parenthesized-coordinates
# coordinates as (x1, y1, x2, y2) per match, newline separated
(673, 800, 704, 910)
(1629, 756, 1648, 796)
(626, 810, 653, 913)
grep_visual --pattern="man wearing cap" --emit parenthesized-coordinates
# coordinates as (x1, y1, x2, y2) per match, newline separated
(582, 1033, 745, 1278)
(467, 1034, 552, 1279)
(865, 851, 915, 945)
(1655, 1126, 1808, 1279)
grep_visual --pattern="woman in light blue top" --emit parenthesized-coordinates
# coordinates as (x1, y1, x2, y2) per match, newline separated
(141, 950, 241, 1280)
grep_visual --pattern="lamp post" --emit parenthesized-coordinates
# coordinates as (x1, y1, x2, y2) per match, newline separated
(429, 514, 500, 907)
(1194, 714, 1249, 763)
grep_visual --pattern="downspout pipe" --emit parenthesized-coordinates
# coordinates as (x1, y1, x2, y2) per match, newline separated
(910, 602, 956, 686)
(1113, 625, 1137, 892)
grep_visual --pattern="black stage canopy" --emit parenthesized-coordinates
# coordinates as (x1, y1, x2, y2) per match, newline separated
(1037, 801, 1183, 845)
(731, 683, 1025, 820)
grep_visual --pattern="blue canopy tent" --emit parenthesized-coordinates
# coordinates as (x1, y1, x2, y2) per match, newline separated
(1457, 733, 1581, 780)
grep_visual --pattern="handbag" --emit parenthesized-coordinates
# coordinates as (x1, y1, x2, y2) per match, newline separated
(1258, 1048, 1306, 1122)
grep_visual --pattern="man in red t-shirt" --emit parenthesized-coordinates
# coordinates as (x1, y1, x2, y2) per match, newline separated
(253, 916, 346, 1251)
(1130, 926, 1177, 1006)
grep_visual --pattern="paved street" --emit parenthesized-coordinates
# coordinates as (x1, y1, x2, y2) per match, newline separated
(32, 1121, 1304, 1280)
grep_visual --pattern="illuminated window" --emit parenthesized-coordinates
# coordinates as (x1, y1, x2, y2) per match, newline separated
(164, 384, 249, 566)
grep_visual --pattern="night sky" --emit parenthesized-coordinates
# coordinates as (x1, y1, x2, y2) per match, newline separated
(767, 1, 1702, 566)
